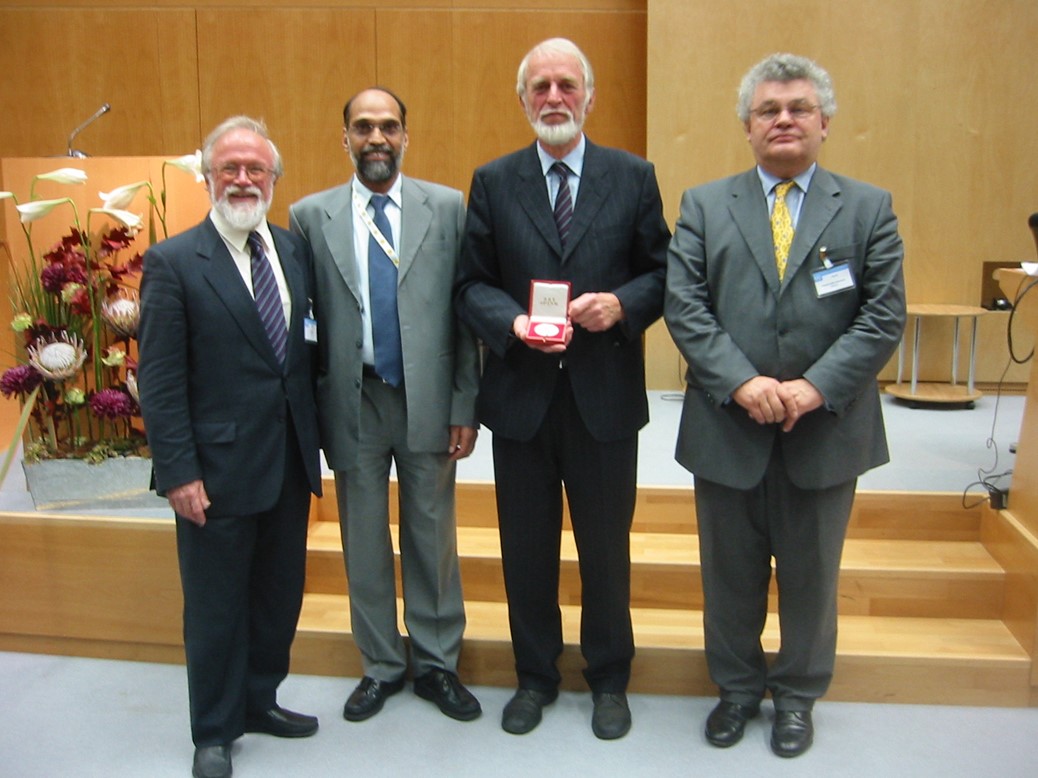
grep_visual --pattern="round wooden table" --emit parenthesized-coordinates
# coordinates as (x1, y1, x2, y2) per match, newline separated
(884, 304, 988, 406)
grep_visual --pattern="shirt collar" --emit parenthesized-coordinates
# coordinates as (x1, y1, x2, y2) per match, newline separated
(537, 134, 586, 179)
(352, 173, 404, 209)
(209, 208, 275, 254)
(756, 163, 817, 196)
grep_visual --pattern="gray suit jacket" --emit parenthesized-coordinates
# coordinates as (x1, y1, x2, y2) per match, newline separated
(665, 167, 907, 490)
(289, 176, 479, 468)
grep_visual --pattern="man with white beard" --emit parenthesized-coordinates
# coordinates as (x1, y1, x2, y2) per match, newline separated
(453, 38, 670, 740)
(139, 116, 323, 778)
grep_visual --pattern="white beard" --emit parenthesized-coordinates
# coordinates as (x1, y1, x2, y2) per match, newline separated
(211, 184, 270, 232)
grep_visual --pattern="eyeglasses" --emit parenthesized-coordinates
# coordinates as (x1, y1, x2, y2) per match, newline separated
(216, 164, 275, 182)
(348, 120, 404, 139)
(750, 102, 819, 123)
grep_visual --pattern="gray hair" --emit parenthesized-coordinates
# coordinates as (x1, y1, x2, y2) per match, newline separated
(200, 115, 284, 179)
(736, 53, 837, 123)
(515, 38, 595, 100)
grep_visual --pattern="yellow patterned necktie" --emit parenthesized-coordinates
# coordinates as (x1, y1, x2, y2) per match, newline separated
(771, 180, 795, 280)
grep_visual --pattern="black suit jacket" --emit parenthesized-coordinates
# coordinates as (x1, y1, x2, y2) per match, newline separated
(138, 216, 322, 516)
(454, 139, 670, 442)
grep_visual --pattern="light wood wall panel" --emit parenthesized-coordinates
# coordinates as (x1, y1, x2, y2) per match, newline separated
(647, 0, 1038, 388)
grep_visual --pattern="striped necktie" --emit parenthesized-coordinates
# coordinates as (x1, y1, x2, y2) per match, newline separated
(771, 180, 795, 280)
(368, 194, 403, 387)
(551, 162, 573, 247)
(246, 231, 287, 363)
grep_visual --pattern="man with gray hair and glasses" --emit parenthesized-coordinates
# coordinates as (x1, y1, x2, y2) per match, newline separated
(665, 54, 905, 757)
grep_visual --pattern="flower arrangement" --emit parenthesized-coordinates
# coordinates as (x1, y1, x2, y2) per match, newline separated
(0, 155, 203, 464)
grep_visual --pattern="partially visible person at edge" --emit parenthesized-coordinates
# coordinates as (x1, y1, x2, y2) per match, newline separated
(664, 53, 906, 758)
(289, 87, 482, 724)
(454, 37, 670, 740)
(139, 115, 323, 778)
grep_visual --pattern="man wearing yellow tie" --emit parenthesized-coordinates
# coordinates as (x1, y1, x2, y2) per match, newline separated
(664, 54, 906, 757)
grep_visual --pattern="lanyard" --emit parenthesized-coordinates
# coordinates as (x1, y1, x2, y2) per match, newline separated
(353, 189, 400, 269)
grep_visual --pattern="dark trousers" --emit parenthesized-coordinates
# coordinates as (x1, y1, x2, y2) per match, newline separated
(176, 439, 311, 746)
(694, 441, 856, 712)
(492, 371, 637, 694)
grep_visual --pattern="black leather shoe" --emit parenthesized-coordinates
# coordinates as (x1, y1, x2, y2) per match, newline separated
(413, 669, 482, 721)
(245, 705, 318, 738)
(501, 688, 558, 735)
(591, 692, 632, 740)
(192, 744, 231, 778)
(705, 700, 760, 747)
(771, 710, 813, 758)
(343, 676, 405, 721)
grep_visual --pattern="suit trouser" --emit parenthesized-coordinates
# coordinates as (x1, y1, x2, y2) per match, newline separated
(335, 375, 466, 681)
(694, 441, 856, 712)
(176, 434, 311, 746)
(492, 370, 636, 694)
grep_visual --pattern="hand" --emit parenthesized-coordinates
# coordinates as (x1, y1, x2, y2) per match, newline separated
(776, 378, 824, 432)
(448, 425, 478, 461)
(167, 479, 211, 526)
(513, 313, 572, 353)
(732, 375, 789, 426)
(568, 292, 625, 332)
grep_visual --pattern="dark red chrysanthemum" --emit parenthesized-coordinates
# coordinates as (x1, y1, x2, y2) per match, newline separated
(89, 387, 138, 420)
(0, 364, 42, 398)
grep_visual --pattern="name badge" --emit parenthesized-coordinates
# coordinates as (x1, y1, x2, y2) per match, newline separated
(304, 299, 318, 344)
(812, 262, 855, 298)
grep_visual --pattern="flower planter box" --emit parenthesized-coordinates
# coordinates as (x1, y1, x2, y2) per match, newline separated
(21, 457, 168, 512)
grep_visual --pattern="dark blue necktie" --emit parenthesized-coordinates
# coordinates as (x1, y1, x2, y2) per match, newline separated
(551, 162, 573, 247)
(247, 231, 287, 364)
(368, 195, 403, 387)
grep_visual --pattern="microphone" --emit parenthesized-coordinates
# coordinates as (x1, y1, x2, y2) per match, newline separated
(66, 103, 111, 157)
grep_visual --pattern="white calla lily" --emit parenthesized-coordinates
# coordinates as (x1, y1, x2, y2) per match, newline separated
(167, 150, 204, 182)
(16, 198, 71, 223)
(99, 181, 148, 210)
(35, 167, 88, 185)
(91, 207, 144, 230)
(0, 192, 14, 201)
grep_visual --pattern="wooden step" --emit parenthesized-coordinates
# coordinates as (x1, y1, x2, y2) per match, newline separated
(292, 593, 1032, 706)
(305, 522, 1005, 619)
(313, 481, 987, 541)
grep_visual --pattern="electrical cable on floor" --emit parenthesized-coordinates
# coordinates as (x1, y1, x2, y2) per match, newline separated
(961, 273, 1036, 510)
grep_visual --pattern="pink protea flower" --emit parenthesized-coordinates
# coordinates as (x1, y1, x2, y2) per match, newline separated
(27, 332, 87, 381)
(101, 292, 140, 337)
(0, 364, 42, 398)
(89, 387, 138, 420)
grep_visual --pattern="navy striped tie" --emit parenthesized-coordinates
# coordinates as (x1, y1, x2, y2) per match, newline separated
(247, 231, 287, 364)
(551, 162, 573, 247)
(368, 195, 403, 387)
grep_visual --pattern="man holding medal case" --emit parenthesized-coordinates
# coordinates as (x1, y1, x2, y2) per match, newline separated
(454, 38, 670, 740)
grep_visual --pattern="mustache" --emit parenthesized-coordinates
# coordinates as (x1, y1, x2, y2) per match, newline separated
(361, 144, 393, 157)
(222, 184, 264, 198)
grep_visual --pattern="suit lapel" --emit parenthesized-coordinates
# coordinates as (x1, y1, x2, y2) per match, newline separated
(783, 167, 841, 283)
(398, 177, 431, 283)
(562, 140, 610, 263)
(516, 144, 564, 259)
(197, 217, 280, 368)
(728, 170, 781, 294)
(320, 183, 362, 304)
(271, 226, 307, 366)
